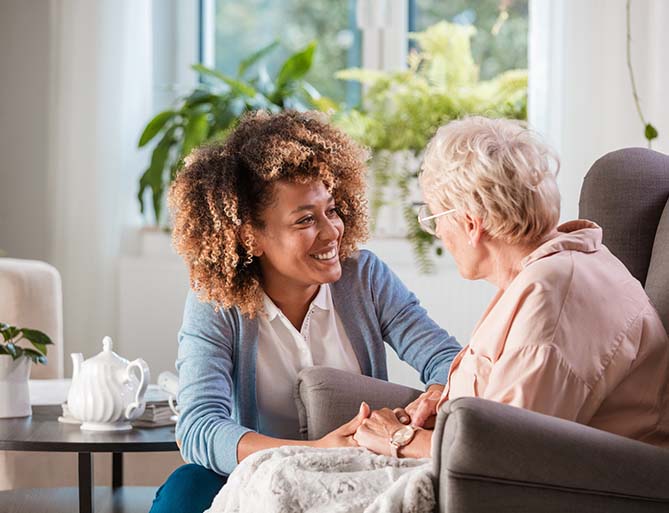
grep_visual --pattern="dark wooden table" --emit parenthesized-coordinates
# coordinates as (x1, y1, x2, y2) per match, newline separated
(0, 405, 178, 513)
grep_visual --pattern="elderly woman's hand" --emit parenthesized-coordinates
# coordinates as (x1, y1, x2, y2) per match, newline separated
(353, 408, 406, 456)
(395, 384, 444, 428)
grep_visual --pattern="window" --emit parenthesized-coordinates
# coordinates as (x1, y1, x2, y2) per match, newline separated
(202, 0, 361, 104)
(410, 0, 528, 80)
(201, 1, 528, 106)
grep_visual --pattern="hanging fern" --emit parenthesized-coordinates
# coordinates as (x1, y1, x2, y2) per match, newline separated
(335, 21, 527, 271)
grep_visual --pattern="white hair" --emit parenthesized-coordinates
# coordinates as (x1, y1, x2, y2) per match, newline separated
(420, 116, 561, 244)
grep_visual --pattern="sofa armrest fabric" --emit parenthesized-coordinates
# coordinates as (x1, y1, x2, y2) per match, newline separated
(433, 397, 669, 513)
(295, 366, 422, 440)
(646, 199, 669, 333)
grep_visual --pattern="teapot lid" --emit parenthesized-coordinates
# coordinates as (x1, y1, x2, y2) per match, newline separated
(84, 336, 129, 368)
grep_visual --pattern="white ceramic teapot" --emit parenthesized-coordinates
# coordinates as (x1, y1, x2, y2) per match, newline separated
(67, 336, 150, 431)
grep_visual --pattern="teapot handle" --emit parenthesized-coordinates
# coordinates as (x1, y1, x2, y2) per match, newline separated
(124, 358, 150, 421)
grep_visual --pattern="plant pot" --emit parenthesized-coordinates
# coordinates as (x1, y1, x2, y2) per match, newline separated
(0, 356, 32, 418)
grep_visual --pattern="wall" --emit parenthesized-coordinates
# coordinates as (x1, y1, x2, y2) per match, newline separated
(558, 0, 668, 220)
(0, 0, 51, 260)
(530, 0, 669, 221)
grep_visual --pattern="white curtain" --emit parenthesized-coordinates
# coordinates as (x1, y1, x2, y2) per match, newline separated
(529, 0, 669, 221)
(47, 0, 153, 371)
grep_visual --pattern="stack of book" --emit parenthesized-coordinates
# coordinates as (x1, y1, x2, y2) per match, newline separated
(132, 385, 177, 428)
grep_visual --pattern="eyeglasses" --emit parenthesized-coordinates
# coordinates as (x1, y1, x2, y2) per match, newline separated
(417, 204, 456, 235)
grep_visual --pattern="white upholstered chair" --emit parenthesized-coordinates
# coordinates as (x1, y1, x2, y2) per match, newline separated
(0, 258, 64, 379)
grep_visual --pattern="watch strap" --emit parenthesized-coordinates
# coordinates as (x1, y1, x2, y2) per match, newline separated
(390, 440, 400, 458)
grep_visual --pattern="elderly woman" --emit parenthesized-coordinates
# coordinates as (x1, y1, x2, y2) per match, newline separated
(354, 116, 669, 458)
(148, 110, 461, 513)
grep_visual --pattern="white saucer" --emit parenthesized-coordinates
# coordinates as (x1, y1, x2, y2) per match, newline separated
(80, 421, 133, 432)
(57, 415, 81, 425)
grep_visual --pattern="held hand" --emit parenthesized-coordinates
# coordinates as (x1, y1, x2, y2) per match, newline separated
(403, 384, 444, 428)
(353, 408, 405, 456)
(315, 401, 371, 449)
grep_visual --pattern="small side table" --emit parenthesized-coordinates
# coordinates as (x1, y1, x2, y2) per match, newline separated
(0, 404, 178, 513)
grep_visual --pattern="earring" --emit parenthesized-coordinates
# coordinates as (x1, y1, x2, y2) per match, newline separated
(467, 240, 473, 246)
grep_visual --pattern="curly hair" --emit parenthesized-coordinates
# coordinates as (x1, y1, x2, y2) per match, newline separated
(420, 116, 560, 245)
(169, 110, 370, 317)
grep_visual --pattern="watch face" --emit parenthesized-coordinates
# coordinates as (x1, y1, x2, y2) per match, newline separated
(392, 426, 415, 445)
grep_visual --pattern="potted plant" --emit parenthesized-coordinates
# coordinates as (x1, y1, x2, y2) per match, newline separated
(0, 323, 53, 418)
(137, 40, 336, 229)
(334, 21, 528, 271)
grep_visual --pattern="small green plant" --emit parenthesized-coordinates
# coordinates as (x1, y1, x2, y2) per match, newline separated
(626, 0, 659, 148)
(0, 323, 53, 365)
(334, 21, 527, 271)
(137, 40, 336, 227)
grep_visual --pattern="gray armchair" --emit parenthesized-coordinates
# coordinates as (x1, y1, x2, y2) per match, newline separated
(295, 148, 669, 512)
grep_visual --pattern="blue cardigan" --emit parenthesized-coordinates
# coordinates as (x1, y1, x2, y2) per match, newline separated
(175, 250, 461, 475)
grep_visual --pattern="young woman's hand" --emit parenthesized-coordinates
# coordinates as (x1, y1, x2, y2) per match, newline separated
(353, 408, 405, 456)
(395, 384, 444, 428)
(314, 401, 371, 449)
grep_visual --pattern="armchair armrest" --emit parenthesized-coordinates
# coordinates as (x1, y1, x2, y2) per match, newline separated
(432, 397, 669, 513)
(295, 366, 422, 440)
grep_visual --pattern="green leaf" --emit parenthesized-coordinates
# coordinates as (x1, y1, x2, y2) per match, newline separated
(191, 64, 257, 97)
(237, 39, 280, 77)
(275, 41, 317, 93)
(246, 91, 274, 111)
(301, 81, 321, 100)
(169, 161, 181, 183)
(311, 97, 339, 112)
(137, 126, 177, 222)
(300, 81, 339, 111)
(212, 101, 239, 132)
(1, 325, 19, 342)
(138, 110, 176, 148)
(335, 68, 388, 85)
(20, 328, 53, 347)
(183, 89, 216, 108)
(30, 342, 47, 356)
(22, 348, 47, 365)
(645, 123, 659, 141)
(182, 112, 209, 157)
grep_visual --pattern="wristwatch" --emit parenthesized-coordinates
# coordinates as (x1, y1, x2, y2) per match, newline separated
(389, 425, 420, 458)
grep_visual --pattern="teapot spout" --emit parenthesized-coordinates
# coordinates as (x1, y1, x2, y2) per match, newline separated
(71, 353, 84, 381)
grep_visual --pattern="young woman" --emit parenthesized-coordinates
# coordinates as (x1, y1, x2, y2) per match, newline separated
(148, 110, 461, 513)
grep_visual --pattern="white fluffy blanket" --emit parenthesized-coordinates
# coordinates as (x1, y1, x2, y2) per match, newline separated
(206, 446, 434, 513)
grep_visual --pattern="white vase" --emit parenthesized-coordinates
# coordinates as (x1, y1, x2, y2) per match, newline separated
(0, 356, 32, 418)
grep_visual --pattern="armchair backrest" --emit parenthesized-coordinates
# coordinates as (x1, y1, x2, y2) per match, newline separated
(0, 258, 64, 378)
(579, 147, 669, 333)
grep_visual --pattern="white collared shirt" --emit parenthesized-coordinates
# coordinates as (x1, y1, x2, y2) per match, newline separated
(256, 284, 361, 439)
